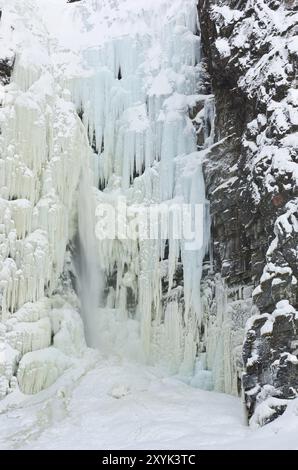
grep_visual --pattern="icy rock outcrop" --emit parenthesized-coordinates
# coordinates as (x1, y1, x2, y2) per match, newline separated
(17, 347, 72, 395)
(243, 300, 298, 422)
(6, 317, 52, 355)
(200, 275, 253, 395)
(0, 342, 20, 399)
(198, 0, 297, 422)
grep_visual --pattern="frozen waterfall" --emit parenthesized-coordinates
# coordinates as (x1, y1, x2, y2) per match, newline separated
(0, 0, 214, 398)
(64, 0, 213, 375)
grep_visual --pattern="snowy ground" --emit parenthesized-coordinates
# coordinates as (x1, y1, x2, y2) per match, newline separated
(1, 355, 298, 450)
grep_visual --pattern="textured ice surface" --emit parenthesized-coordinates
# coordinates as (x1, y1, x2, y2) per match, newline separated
(28, 0, 211, 374)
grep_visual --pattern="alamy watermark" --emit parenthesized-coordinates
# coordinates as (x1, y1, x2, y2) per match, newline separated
(95, 197, 205, 250)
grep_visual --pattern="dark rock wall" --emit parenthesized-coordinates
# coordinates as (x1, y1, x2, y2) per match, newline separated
(0, 11, 15, 86)
(0, 58, 14, 85)
(198, 0, 298, 423)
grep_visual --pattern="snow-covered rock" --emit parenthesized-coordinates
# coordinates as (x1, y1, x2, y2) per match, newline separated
(198, 0, 297, 422)
(17, 347, 72, 394)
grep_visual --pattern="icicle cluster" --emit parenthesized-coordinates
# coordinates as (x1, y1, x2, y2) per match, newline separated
(0, 0, 88, 398)
(65, 0, 211, 374)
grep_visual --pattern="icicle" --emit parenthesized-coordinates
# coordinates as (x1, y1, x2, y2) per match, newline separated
(0, 29, 87, 319)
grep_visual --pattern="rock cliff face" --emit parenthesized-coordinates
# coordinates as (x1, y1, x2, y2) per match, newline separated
(198, 0, 298, 424)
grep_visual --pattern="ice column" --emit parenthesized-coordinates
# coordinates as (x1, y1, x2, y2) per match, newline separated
(76, 164, 103, 348)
